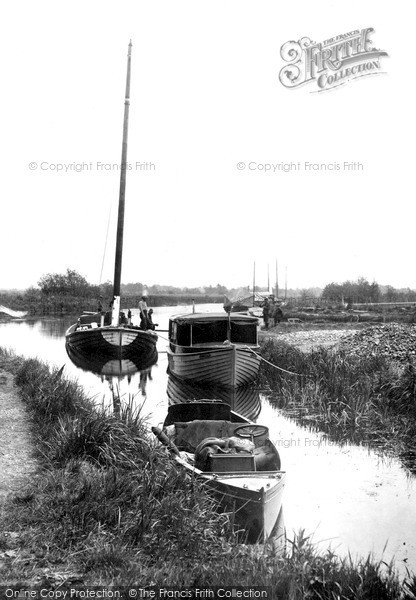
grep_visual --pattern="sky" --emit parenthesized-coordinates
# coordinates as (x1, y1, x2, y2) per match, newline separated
(0, 1, 414, 292)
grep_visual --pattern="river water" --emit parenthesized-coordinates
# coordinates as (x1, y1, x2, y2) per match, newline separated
(0, 303, 415, 574)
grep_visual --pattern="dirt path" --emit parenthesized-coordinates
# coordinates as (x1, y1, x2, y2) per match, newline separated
(0, 369, 37, 503)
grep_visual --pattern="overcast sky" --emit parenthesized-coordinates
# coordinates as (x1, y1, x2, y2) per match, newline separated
(0, 1, 413, 291)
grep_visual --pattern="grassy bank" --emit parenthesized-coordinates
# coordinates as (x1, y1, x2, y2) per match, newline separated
(258, 338, 416, 473)
(0, 349, 415, 597)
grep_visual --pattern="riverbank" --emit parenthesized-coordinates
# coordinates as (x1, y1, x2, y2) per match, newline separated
(0, 293, 224, 317)
(258, 326, 416, 474)
(0, 349, 415, 596)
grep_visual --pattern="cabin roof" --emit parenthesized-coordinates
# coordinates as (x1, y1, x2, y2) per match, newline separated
(169, 312, 259, 325)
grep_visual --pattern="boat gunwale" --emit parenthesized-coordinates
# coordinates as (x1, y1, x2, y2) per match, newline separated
(66, 323, 158, 338)
(169, 312, 260, 325)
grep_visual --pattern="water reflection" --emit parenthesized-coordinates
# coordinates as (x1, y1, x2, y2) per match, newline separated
(40, 318, 72, 338)
(166, 375, 261, 422)
(65, 342, 158, 378)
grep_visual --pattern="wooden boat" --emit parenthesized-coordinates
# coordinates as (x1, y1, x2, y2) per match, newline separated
(166, 374, 262, 422)
(66, 340, 158, 377)
(152, 401, 285, 542)
(66, 42, 158, 360)
(167, 312, 261, 387)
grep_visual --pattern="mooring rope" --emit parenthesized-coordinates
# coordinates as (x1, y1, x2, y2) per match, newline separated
(244, 346, 307, 378)
(156, 332, 306, 377)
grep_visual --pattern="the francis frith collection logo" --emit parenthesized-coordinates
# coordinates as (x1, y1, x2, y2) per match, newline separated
(279, 27, 388, 92)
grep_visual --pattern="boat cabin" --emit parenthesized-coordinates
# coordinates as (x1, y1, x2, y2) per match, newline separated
(168, 312, 259, 349)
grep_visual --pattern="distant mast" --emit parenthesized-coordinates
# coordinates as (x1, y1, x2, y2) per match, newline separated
(252, 261, 256, 307)
(275, 260, 279, 299)
(112, 41, 132, 326)
(285, 266, 287, 301)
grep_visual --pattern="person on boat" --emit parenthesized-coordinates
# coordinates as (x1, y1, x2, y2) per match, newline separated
(273, 304, 283, 326)
(103, 299, 113, 325)
(262, 298, 270, 330)
(139, 294, 149, 329)
(146, 308, 158, 330)
(97, 297, 103, 313)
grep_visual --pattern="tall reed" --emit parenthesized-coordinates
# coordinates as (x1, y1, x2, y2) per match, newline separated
(259, 339, 416, 469)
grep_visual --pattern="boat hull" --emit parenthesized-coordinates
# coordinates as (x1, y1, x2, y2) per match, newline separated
(66, 323, 158, 361)
(206, 471, 285, 542)
(167, 344, 261, 387)
(177, 458, 285, 543)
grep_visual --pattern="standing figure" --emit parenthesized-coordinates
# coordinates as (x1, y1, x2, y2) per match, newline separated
(138, 294, 149, 330)
(273, 304, 283, 326)
(262, 298, 270, 330)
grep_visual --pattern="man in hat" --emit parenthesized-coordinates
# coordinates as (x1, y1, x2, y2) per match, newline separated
(138, 293, 149, 329)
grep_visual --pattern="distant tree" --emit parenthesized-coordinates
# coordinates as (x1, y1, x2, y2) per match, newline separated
(38, 269, 96, 297)
(322, 278, 380, 304)
(99, 280, 113, 298)
(322, 282, 344, 302)
(299, 289, 317, 304)
(404, 288, 416, 302)
(65, 269, 91, 296)
(215, 284, 227, 295)
(24, 286, 41, 302)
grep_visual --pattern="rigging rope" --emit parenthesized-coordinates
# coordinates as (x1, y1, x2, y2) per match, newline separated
(99, 203, 113, 286)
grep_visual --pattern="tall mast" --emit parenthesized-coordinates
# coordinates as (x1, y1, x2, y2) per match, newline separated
(285, 266, 287, 301)
(112, 41, 132, 326)
(275, 259, 279, 299)
(252, 261, 256, 307)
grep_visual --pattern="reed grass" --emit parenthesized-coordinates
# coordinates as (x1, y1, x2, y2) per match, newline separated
(259, 339, 416, 471)
(0, 352, 414, 596)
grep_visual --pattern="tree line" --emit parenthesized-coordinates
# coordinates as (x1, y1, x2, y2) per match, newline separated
(34, 270, 232, 299)
(3, 270, 416, 307)
(321, 277, 416, 304)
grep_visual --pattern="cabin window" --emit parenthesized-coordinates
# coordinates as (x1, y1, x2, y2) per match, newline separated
(230, 322, 257, 344)
(192, 321, 228, 344)
(176, 323, 191, 346)
(169, 320, 174, 340)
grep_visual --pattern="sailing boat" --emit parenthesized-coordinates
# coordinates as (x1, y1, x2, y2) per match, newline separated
(66, 42, 158, 363)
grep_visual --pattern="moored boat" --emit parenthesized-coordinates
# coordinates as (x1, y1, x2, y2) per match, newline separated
(66, 317, 157, 361)
(66, 338, 158, 377)
(166, 374, 262, 422)
(152, 401, 285, 542)
(167, 312, 261, 387)
(66, 42, 158, 361)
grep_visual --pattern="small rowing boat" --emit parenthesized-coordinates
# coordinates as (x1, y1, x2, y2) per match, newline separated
(152, 401, 285, 542)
